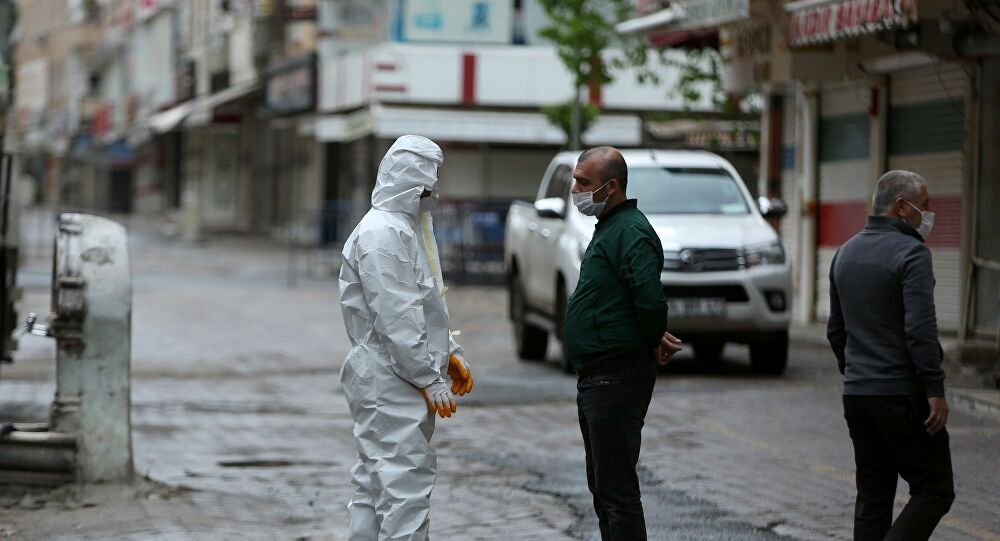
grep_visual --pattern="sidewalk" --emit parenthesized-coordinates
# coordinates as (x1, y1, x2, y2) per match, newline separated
(790, 323, 1000, 421)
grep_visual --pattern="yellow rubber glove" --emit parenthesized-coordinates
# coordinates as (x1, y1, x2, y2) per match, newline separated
(448, 354, 474, 396)
(421, 378, 456, 418)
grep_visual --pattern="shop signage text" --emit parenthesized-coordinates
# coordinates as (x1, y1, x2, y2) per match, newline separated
(400, 0, 513, 44)
(787, 0, 917, 47)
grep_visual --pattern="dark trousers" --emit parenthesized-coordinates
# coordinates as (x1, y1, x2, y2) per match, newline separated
(577, 352, 657, 541)
(843, 395, 955, 541)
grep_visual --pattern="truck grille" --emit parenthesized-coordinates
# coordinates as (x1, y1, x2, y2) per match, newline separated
(664, 248, 742, 272)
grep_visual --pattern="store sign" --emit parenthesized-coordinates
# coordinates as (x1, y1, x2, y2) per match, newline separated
(400, 0, 513, 44)
(685, 128, 758, 150)
(331, 0, 387, 43)
(787, 0, 917, 47)
(91, 104, 113, 139)
(720, 21, 775, 92)
(676, 0, 749, 30)
(266, 54, 316, 116)
(15, 59, 48, 113)
(284, 0, 318, 21)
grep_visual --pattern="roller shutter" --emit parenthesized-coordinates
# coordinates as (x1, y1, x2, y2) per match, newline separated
(815, 83, 871, 320)
(887, 63, 968, 332)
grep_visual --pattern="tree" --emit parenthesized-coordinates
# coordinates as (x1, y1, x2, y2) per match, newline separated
(537, 0, 656, 149)
(665, 47, 761, 115)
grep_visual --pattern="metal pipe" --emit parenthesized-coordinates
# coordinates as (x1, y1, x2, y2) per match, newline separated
(0, 441, 76, 472)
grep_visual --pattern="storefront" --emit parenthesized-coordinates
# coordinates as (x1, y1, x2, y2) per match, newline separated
(781, 0, 977, 332)
(264, 52, 324, 241)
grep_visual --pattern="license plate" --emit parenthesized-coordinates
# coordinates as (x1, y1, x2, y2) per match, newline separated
(667, 298, 726, 318)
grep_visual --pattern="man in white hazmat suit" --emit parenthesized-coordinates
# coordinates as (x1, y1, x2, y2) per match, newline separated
(339, 135, 474, 541)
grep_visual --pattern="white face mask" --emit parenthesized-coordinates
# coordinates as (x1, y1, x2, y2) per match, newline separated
(903, 200, 935, 239)
(572, 181, 612, 217)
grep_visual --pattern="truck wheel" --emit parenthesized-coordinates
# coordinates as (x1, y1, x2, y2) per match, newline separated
(750, 331, 789, 375)
(692, 340, 724, 364)
(556, 284, 574, 374)
(510, 276, 548, 360)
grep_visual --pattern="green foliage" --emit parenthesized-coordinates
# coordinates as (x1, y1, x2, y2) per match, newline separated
(536, 1, 758, 145)
(542, 100, 601, 139)
(538, 0, 619, 88)
(537, 0, 656, 145)
(665, 48, 761, 115)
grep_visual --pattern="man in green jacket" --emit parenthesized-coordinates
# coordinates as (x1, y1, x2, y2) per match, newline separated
(565, 147, 682, 540)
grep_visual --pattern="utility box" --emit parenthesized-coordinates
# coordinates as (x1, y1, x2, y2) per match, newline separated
(49, 213, 133, 482)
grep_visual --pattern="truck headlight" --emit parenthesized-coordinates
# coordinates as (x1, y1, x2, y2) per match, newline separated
(742, 241, 785, 267)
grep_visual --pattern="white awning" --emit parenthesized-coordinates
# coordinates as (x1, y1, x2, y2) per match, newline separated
(314, 105, 643, 146)
(616, 0, 750, 38)
(148, 102, 195, 133)
(615, 7, 683, 36)
(148, 80, 261, 134)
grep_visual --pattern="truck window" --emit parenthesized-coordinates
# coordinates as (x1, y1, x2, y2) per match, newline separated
(630, 167, 750, 215)
(544, 164, 572, 200)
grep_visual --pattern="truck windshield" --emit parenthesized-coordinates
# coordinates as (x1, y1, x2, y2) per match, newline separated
(630, 167, 750, 215)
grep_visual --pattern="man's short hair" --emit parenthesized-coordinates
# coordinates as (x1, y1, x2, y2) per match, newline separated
(872, 170, 927, 215)
(578, 147, 628, 191)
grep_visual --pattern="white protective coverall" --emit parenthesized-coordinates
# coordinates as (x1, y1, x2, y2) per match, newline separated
(339, 135, 464, 541)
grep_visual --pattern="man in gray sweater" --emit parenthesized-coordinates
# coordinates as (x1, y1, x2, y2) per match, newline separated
(828, 170, 954, 541)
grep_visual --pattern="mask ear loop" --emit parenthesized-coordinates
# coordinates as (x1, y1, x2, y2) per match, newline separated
(595, 179, 614, 203)
(894, 197, 909, 223)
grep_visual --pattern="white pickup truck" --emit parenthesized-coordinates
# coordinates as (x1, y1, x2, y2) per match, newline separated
(504, 149, 792, 374)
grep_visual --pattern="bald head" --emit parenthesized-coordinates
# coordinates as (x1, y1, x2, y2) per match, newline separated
(578, 146, 628, 192)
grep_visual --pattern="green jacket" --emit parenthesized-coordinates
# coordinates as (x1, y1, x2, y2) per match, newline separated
(565, 200, 668, 372)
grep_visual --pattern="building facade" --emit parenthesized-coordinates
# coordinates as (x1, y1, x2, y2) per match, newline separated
(620, 0, 1000, 340)
(9, 0, 721, 246)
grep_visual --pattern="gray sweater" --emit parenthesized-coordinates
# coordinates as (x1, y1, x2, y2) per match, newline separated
(827, 216, 945, 397)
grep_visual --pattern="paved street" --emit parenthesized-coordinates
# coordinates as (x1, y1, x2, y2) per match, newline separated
(1, 230, 998, 540)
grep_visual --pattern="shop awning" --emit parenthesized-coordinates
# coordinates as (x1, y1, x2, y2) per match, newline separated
(615, 7, 683, 36)
(148, 80, 261, 133)
(646, 119, 760, 150)
(314, 105, 643, 146)
(616, 0, 749, 46)
(148, 102, 195, 133)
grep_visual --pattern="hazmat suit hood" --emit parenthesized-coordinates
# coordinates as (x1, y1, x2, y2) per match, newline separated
(372, 135, 443, 215)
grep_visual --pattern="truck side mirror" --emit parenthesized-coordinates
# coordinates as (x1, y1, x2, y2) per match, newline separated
(534, 197, 566, 219)
(758, 197, 788, 219)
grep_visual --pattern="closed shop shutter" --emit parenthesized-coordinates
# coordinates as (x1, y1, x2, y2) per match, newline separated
(888, 63, 968, 332)
(815, 83, 871, 319)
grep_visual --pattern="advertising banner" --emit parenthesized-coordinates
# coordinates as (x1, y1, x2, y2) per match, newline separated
(401, 0, 513, 44)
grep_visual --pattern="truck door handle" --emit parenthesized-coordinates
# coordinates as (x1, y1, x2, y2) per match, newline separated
(540, 228, 551, 238)
(527, 222, 538, 232)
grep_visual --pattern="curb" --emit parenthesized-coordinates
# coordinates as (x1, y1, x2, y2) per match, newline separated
(789, 328, 1000, 422)
(949, 388, 1000, 422)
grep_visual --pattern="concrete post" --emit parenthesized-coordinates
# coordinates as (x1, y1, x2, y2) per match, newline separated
(50, 213, 133, 483)
(795, 84, 819, 324)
